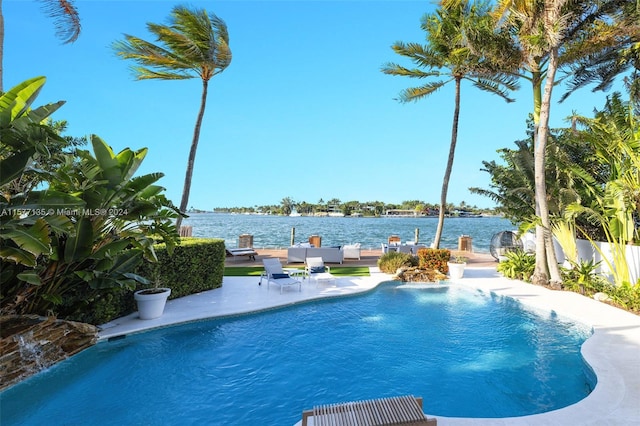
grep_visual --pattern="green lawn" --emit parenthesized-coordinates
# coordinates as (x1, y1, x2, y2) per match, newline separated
(223, 266, 370, 277)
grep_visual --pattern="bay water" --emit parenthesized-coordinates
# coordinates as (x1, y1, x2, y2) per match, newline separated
(183, 213, 514, 253)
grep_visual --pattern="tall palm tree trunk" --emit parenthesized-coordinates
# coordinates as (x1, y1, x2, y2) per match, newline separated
(532, 46, 562, 287)
(531, 68, 543, 125)
(176, 79, 209, 228)
(434, 77, 462, 248)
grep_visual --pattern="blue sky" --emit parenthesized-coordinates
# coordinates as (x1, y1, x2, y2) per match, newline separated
(3, 0, 624, 210)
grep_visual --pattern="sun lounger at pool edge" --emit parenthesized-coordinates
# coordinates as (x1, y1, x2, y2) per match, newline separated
(260, 258, 301, 293)
(225, 247, 258, 260)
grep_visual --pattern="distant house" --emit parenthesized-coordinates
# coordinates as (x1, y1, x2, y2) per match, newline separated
(385, 209, 422, 217)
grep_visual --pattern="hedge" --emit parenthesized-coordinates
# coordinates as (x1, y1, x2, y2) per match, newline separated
(69, 238, 225, 325)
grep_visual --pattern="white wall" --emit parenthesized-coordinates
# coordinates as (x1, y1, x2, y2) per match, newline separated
(553, 238, 640, 285)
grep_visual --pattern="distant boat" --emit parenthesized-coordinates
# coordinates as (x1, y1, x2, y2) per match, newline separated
(289, 208, 301, 217)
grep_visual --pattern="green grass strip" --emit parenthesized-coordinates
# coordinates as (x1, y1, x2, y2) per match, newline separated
(223, 266, 370, 277)
(223, 267, 266, 276)
(330, 266, 370, 276)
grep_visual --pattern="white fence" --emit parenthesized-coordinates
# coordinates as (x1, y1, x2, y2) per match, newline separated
(552, 238, 640, 285)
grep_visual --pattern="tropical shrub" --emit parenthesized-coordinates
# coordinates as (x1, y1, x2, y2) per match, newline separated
(560, 259, 611, 295)
(1, 77, 181, 320)
(377, 251, 417, 274)
(416, 248, 450, 274)
(607, 280, 640, 313)
(496, 249, 535, 281)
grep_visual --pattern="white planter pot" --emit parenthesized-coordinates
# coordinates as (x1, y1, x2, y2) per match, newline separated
(134, 288, 171, 320)
(447, 262, 466, 280)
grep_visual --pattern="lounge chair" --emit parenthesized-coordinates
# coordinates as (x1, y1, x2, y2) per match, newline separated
(260, 258, 301, 293)
(305, 257, 336, 286)
(226, 247, 258, 261)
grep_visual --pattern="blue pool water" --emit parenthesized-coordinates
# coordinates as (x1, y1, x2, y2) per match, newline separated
(1, 284, 595, 425)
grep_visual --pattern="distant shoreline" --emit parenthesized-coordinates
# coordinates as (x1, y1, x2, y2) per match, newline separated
(188, 211, 503, 219)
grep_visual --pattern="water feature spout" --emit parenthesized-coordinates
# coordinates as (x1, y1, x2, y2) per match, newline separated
(1, 315, 98, 391)
(16, 331, 48, 373)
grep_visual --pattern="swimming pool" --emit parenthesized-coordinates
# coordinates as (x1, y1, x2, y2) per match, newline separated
(0, 283, 595, 425)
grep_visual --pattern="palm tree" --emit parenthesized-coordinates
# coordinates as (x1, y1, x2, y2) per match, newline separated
(559, 1, 640, 103)
(470, 124, 582, 226)
(493, 0, 636, 287)
(382, 0, 518, 248)
(280, 197, 294, 216)
(0, 0, 81, 92)
(113, 5, 231, 228)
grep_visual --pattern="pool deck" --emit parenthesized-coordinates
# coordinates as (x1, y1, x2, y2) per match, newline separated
(98, 263, 640, 426)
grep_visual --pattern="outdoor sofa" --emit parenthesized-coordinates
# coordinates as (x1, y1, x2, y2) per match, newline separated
(287, 245, 344, 264)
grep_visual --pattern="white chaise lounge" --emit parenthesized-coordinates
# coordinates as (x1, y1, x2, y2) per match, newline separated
(226, 247, 258, 261)
(261, 258, 301, 293)
(305, 257, 336, 286)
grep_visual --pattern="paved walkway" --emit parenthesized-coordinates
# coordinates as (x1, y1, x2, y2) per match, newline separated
(98, 267, 640, 426)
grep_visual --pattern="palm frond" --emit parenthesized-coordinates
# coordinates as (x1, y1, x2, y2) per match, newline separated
(397, 81, 449, 103)
(113, 6, 232, 82)
(469, 77, 516, 102)
(380, 63, 441, 79)
(38, 0, 81, 44)
(391, 42, 444, 69)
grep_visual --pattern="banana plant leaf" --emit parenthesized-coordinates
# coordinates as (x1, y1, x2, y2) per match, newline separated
(4, 190, 85, 211)
(0, 76, 45, 125)
(0, 218, 51, 257)
(17, 271, 42, 285)
(0, 246, 37, 267)
(63, 217, 93, 262)
(0, 149, 35, 186)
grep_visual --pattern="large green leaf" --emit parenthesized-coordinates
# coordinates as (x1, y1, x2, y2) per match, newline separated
(138, 184, 164, 198)
(119, 147, 147, 183)
(17, 271, 42, 285)
(122, 272, 150, 285)
(64, 217, 94, 262)
(75, 270, 96, 283)
(0, 149, 35, 186)
(128, 174, 164, 194)
(42, 215, 75, 235)
(5, 190, 86, 211)
(92, 239, 132, 260)
(94, 257, 115, 272)
(91, 136, 119, 179)
(0, 76, 46, 126)
(109, 249, 144, 275)
(0, 218, 51, 257)
(0, 246, 37, 266)
(21, 102, 66, 126)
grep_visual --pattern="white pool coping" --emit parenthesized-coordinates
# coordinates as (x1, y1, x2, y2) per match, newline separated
(98, 268, 640, 425)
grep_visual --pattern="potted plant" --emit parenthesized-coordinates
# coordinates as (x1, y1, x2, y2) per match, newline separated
(447, 255, 468, 280)
(134, 273, 171, 320)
